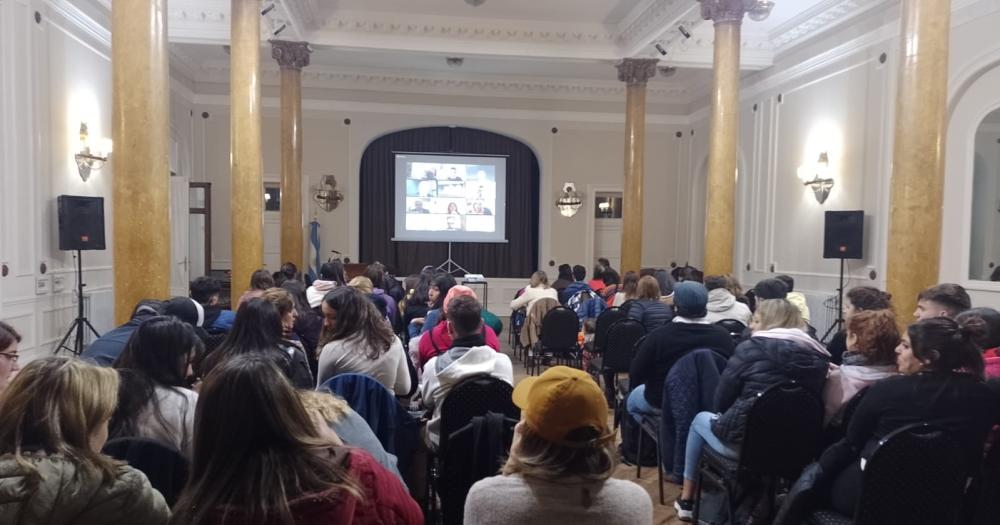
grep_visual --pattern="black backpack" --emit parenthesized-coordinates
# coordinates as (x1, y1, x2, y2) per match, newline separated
(619, 411, 658, 467)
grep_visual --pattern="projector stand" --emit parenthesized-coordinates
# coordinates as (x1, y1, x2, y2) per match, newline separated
(55, 250, 101, 356)
(435, 242, 469, 276)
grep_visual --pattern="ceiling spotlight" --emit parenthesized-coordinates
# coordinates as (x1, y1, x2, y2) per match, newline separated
(261, 3, 276, 16)
(465, 0, 486, 6)
(747, 0, 775, 22)
(654, 42, 667, 56)
(678, 25, 692, 39)
(273, 23, 287, 36)
(446, 57, 464, 67)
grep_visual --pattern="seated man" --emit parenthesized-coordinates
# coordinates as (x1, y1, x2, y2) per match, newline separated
(419, 295, 513, 449)
(81, 300, 161, 366)
(190, 276, 235, 334)
(913, 282, 971, 320)
(626, 282, 735, 423)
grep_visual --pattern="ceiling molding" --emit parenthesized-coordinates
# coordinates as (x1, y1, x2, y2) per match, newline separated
(615, 0, 699, 57)
(769, 0, 891, 54)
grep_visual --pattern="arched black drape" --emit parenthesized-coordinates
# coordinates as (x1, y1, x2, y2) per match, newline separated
(359, 127, 539, 278)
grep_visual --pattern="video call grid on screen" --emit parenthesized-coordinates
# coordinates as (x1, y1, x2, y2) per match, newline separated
(393, 153, 508, 243)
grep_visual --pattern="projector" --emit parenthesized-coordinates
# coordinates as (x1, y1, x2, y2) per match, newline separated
(463, 274, 486, 282)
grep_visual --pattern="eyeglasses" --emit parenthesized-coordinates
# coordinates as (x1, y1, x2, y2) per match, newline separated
(0, 353, 19, 363)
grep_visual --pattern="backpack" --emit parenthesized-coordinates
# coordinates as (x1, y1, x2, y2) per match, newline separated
(567, 289, 608, 326)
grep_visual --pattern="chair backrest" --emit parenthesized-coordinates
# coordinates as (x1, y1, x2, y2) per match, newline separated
(602, 318, 645, 372)
(740, 381, 824, 478)
(594, 307, 624, 354)
(853, 423, 966, 525)
(538, 306, 580, 350)
(102, 437, 188, 506)
(439, 374, 520, 452)
(714, 319, 746, 344)
(321, 373, 400, 451)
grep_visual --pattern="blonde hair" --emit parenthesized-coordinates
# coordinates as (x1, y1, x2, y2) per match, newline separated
(754, 299, 805, 331)
(261, 287, 294, 317)
(636, 276, 661, 300)
(298, 390, 351, 424)
(502, 424, 616, 483)
(0, 356, 121, 485)
(347, 276, 374, 295)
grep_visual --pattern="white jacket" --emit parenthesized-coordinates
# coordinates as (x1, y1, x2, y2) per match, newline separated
(420, 345, 513, 448)
(510, 286, 558, 312)
(306, 280, 340, 308)
(703, 289, 752, 326)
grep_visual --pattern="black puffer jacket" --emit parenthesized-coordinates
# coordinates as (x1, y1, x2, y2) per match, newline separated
(625, 299, 673, 333)
(711, 335, 830, 444)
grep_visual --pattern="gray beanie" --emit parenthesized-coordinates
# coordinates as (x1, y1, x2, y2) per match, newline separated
(673, 281, 709, 318)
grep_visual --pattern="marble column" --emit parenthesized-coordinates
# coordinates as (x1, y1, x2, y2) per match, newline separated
(230, 0, 263, 296)
(111, 0, 170, 325)
(886, 0, 952, 317)
(616, 58, 658, 275)
(271, 41, 311, 271)
(701, 1, 746, 276)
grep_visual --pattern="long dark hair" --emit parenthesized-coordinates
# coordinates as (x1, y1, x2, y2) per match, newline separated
(430, 273, 457, 310)
(363, 262, 386, 290)
(170, 354, 359, 525)
(249, 269, 275, 291)
(908, 317, 986, 379)
(319, 287, 395, 359)
(201, 299, 288, 378)
(408, 267, 436, 307)
(846, 286, 893, 311)
(111, 316, 201, 450)
(319, 261, 346, 285)
(280, 280, 314, 318)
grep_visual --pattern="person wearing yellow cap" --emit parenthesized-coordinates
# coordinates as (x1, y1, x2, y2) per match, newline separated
(463, 366, 653, 525)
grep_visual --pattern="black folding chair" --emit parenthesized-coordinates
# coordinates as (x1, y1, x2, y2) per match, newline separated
(715, 319, 747, 346)
(102, 437, 189, 506)
(805, 423, 966, 525)
(600, 318, 645, 422)
(694, 381, 824, 524)
(509, 309, 526, 361)
(426, 375, 519, 525)
(527, 306, 580, 376)
(967, 431, 1000, 525)
(593, 307, 624, 355)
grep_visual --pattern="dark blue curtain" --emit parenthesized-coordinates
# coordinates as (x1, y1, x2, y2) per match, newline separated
(359, 127, 540, 278)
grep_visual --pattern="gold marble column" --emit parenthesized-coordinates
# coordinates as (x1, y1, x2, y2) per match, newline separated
(111, 0, 170, 325)
(271, 41, 311, 271)
(616, 59, 658, 275)
(701, 1, 746, 276)
(886, 0, 952, 318)
(230, 0, 263, 296)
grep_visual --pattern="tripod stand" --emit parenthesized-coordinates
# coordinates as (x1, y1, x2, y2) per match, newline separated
(55, 250, 100, 355)
(821, 258, 847, 343)
(435, 242, 469, 275)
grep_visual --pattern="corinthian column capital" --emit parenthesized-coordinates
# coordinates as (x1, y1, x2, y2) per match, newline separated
(700, 0, 752, 24)
(270, 40, 311, 70)
(615, 58, 659, 87)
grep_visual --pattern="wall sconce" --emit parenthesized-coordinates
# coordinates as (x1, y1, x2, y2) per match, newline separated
(74, 122, 112, 182)
(556, 183, 583, 217)
(313, 174, 344, 212)
(797, 151, 834, 204)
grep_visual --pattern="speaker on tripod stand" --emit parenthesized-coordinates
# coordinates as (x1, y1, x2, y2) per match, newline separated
(821, 211, 864, 343)
(55, 195, 106, 355)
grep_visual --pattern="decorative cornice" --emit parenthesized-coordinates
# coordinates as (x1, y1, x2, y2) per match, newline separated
(699, 0, 751, 24)
(615, 0, 691, 49)
(320, 14, 615, 45)
(616, 58, 660, 86)
(769, 0, 889, 52)
(270, 40, 311, 70)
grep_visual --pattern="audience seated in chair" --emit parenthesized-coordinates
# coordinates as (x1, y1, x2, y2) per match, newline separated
(550, 264, 574, 300)
(316, 287, 410, 396)
(463, 366, 652, 525)
(627, 281, 735, 425)
(280, 280, 325, 374)
(0, 322, 19, 394)
(625, 276, 673, 333)
(521, 296, 560, 351)
(913, 282, 972, 321)
(81, 300, 161, 367)
(776, 274, 811, 324)
(956, 307, 1000, 379)
(0, 357, 171, 524)
(611, 271, 639, 307)
(362, 261, 399, 326)
(822, 309, 899, 425)
(417, 273, 458, 336)
(110, 316, 200, 459)
(235, 268, 274, 310)
(810, 316, 998, 518)
(418, 286, 501, 370)
(826, 286, 893, 365)
(560, 265, 591, 305)
(510, 271, 559, 312)
(674, 299, 830, 521)
(189, 276, 235, 334)
(703, 275, 751, 326)
(200, 298, 313, 390)
(420, 295, 513, 450)
(306, 260, 346, 308)
(171, 353, 422, 525)
(401, 267, 435, 340)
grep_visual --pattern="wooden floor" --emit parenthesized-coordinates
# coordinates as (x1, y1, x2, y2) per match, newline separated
(502, 329, 686, 525)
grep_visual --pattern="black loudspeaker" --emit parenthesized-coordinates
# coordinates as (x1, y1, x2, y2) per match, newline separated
(823, 210, 863, 260)
(58, 195, 106, 251)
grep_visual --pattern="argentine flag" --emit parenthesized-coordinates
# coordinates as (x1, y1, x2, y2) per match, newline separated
(308, 220, 320, 282)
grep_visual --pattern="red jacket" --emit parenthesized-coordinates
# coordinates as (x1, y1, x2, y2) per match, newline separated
(418, 321, 500, 369)
(208, 449, 422, 525)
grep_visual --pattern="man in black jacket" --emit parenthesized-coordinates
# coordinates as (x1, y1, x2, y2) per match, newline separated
(626, 281, 735, 424)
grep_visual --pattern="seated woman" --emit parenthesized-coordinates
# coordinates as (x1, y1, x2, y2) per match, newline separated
(509, 271, 559, 312)
(235, 268, 274, 310)
(826, 286, 893, 364)
(955, 307, 1000, 379)
(418, 285, 501, 370)
(625, 276, 673, 332)
(0, 321, 21, 393)
(307, 261, 346, 309)
(170, 354, 422, 525)
(611, 271, 639, 307)
(402, 268, 435, 341)
(110, 316, 201, 458)
(280, 280, 325, 373)
(463, 366, 652, 525)
(418, 273, 458, 335)
(0, 357, 170, 523)
(200, 298, 314, 389)
(822, 309, 899, 425)
(674, 299, 831, 521)
(317, 287, 411, 396)
(815, 316, 998, 517)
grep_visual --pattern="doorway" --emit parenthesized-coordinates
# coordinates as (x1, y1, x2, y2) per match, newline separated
(593, 191, 623, 271)
(188, 182, 211, 279)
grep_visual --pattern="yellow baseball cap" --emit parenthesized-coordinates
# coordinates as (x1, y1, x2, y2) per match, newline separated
(512, 366, 611, 447)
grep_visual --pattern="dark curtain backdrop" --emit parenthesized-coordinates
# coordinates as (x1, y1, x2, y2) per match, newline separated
(359, 127, 539, 278)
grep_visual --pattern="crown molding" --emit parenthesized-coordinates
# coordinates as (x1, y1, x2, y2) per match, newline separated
(615, 0, 697, 56)
(769, 0, 891, 54)
(44, 0, 110, 50)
